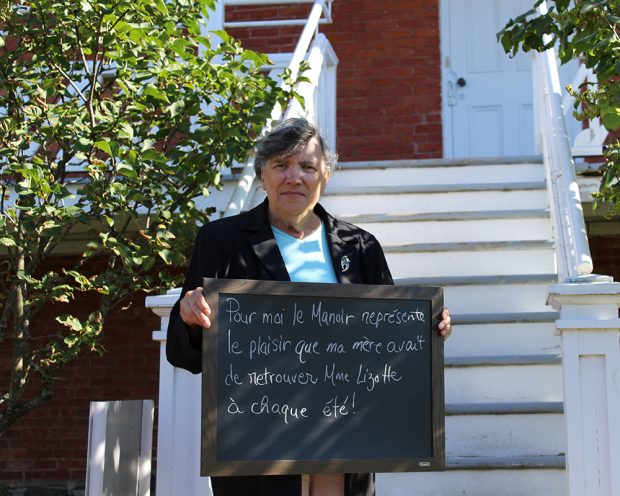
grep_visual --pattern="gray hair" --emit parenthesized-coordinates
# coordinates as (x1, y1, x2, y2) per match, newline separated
(254, 118, 338, 176)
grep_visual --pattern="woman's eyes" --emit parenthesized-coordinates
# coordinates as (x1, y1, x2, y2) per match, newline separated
(271, 164, 317, 172)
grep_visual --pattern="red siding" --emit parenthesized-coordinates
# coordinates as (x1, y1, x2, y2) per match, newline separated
(588, 235, 620, 282)
(227, 0, 443, 161)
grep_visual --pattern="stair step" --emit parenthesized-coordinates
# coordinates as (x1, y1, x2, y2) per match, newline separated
(386, 247, 556, 278)
(339, 208, 550, 223)
(397, 273, 558, 286)
(325, 181, 546, 196)
(446, 454, 565, 470)
(444, 285, 552, 314)
(445, 360, 562, 403)
(383, 239, 554, 253)
(447, 401, 563, 415)
(399, 274, 556, 314)
(451, 312, 558, 325)
(445, 322, 560, 357)
(446, 354, 561, 367)
(444, 402, 566, 458)
(321, 189, 549, 215)
(337, 156, 543, 169)
(377, 462, 566, 496)
(365, 216, 552, 244)
(328, 164, 545, 187)
(446, 412, 565, 457)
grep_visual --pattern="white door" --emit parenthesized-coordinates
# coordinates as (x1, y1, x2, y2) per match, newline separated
(441, 0, 536, 158)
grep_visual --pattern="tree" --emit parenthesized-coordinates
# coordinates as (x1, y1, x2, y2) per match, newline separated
(0, 0, 298, 433)
(498, 0, 620, 214)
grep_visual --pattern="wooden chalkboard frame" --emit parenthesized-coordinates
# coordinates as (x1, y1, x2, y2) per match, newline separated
(201, 278, 445, 476)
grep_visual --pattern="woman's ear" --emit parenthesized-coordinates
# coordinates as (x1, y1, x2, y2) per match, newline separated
(321, 166, 332, 193)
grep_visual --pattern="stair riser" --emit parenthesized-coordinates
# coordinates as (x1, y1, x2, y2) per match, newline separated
(445, 364, 563, 403)
(376, 470, 566, 496)
(446, 413, 565, 457)
(386, 249, 556, 278)
(329, 164, 545, 187)
(358, 217, 552, 244)
(443, 283, 552, 314)
(445, 323, 561, 357)
(321, 190, 548, 215)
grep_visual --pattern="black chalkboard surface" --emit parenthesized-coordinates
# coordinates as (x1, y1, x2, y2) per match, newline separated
(201, 278, 444, 476)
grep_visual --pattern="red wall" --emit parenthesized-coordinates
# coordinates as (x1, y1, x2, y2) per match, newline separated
(589, 235, 620, 282)
(227, 0, 443, 161)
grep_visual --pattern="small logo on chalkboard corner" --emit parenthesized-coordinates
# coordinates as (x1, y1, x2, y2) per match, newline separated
(341, 256, 351, 272)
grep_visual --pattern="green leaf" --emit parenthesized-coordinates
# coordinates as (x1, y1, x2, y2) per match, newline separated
(95, 140, 114, 157)
(118, 122, 134, 140)
(158, 249, 173, 264)
(56, 315, 84, 332)
(154, 0, 169, 15)
(0, 238, 16, 247)
(117, 163, 138, 178)
(602, 109, 620, 130)
(143, 84, 170, 103)
(241, 50, 269, 66)
(211, 30, 232, 44)
(64, 335, 79, 347)
(65, 270, 92, 288)
(142, 149, 168, 163)
(168, 100, 185, 117)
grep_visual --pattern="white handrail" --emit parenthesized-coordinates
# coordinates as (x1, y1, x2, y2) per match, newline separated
(534, 1, 593, 281)
(223, 0, 335, 217)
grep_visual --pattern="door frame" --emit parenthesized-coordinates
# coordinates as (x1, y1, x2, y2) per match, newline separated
(439, 0, 456, 158)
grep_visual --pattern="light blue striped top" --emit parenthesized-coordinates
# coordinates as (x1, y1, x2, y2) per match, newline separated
(271, 223, 338, 283)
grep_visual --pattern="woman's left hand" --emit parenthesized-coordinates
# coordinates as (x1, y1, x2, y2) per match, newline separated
(438, 307, 452, 340)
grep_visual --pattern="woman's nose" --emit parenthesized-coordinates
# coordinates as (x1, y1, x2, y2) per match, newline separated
(285, 164, 302, 182)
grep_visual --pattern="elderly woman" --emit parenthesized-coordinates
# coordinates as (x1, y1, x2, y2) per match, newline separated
(166, 118, 452, 496)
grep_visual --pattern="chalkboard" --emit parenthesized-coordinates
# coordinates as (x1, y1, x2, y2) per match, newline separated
(201, 278, 444, 476)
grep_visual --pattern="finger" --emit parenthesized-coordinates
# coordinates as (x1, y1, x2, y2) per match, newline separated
(187, 297, 212, 328)
(440, 321, 452, 340)
(438, 318, 451, 330)
(191, 291, 211, 315)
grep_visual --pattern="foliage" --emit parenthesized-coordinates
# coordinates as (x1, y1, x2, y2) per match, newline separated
(0, 0, 298, 432)
(498, 0, 620, 214)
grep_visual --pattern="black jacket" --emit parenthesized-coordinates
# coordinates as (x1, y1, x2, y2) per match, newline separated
(166, 199, 393, 496)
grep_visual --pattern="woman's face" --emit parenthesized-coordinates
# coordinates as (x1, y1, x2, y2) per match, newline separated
(260, 136, 331, 221)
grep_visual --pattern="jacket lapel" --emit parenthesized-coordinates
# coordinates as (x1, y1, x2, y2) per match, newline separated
(316, 204, 363, 284)
(242, 201, 291, 282)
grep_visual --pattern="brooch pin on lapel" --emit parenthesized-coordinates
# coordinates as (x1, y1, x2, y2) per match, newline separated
(341, 256, 350, 272)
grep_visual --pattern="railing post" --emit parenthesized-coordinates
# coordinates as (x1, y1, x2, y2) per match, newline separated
(145, 290, 212, 496)
(548, 279, 620, 496)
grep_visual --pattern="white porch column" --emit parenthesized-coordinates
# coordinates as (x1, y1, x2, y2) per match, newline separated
(145, 289, 212, 496)
(547, 278, 620, 496)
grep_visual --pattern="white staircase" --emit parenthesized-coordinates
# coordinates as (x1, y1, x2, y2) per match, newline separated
(319, 157, 566, 495)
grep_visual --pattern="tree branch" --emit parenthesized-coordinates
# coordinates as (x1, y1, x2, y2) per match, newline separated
(0, 370, 54, 434)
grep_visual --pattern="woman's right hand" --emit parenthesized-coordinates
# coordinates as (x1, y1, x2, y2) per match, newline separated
(179, 286, 212, 328)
